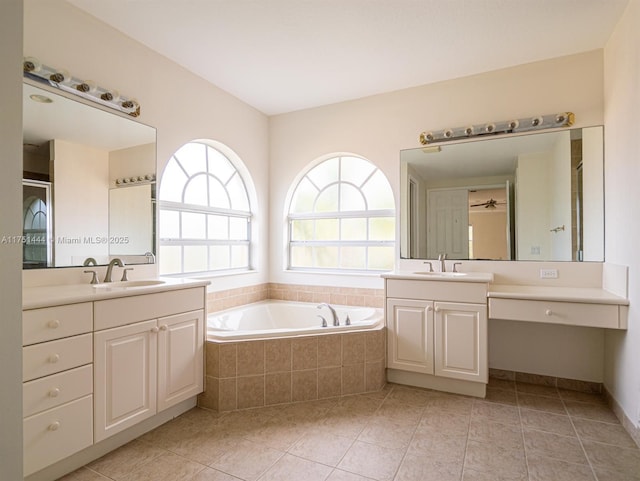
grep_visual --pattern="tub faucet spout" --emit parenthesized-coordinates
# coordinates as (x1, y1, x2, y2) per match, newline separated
(317, 303, 339, 326)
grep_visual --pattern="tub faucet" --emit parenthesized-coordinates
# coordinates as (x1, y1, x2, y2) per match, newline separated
(317, 303, 339, 326)
(104, 258, 125, 283)
(438, 253, 447, 272)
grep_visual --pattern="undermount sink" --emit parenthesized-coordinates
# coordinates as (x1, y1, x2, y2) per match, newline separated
(93, 279, 166, 289)
(412, 271, 468, 277)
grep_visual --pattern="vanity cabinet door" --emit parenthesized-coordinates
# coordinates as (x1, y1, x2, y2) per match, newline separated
(387, 298, 434, 374)
(157, 310, 204, 411)
(94, 319, 158, 443)
(434, 302, 487, 383)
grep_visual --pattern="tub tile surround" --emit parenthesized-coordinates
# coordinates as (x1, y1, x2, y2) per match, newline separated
(200, 329, 387, 411)
(59, 380, 639, 481)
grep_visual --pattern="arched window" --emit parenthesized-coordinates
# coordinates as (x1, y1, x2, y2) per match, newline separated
(287, 154, 395, 272)
(158, 141, 254, 275)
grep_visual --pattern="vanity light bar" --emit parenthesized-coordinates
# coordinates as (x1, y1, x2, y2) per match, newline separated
(115, 173, 156, 186)
(419, 112, 575, 145)
(23, 56, 141, 118)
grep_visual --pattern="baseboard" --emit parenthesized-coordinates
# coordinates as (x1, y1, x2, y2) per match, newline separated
(603, 386, 640, 448)
(489, 368, 602, 393)
(386, 369, 486, 398)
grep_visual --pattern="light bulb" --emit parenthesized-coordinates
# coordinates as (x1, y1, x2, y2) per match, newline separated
(23, 57, 42, 73)
(100, 90, 120, 102)
(531, 116, 543, 127)
(443, 129, 454, 138)
(485, 123, 496, 133)
(464, 126, 474, 136)
(507, 120, 519, 130)
(76, 80, 97, 94)
(49, 69, 70, 85)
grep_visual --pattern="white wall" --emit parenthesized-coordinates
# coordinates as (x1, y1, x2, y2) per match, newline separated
(604, 0, 640, 428)
(24, 0, 270, 291)
(0, 1, 23, 477)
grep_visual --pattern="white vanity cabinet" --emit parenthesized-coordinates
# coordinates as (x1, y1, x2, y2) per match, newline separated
(93, 288, 204, 442)
(385, 276, 490, 396)
(22, 303, 94, 477)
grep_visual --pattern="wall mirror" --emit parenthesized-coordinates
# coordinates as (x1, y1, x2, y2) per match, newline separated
(400, 126, 604, 262)
(22, 80, 157, 269)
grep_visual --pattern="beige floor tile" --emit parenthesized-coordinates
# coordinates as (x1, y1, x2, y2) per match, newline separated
(373, 399, 424, 425)
(288, 432, 354, 466)
(564, 400, 620, 423)
(190, 468, 243, 481)
(326, 469, 375, 481)
(406, 430, 466, 462)
(523, 429, 586, 464)
(332, 394, 383, 414)
(87, 439, 166, 480)
(592, 466, 640, 481)
(259, 454, 333, 481)
(484, 387, 518, 405)
(337, 441, 404, 481)
(468, 419, 524, 450)
(385, 385, 435, 406)
(243, 417, 309, 451)
(395, 454, 461, 481)
(423, 393, 475, 413)
(573, 417, 638, 447)
(526, 455, 596, 481)
(56, 468, 112, 481)
(357, 418, 417, 450)
(519, 408, 575, 437)
(582, 439, 640, 478)
(179, 407, 228, 425)
(471, 400, 520, 425)
(119, 452, 205, 481)
(487, 377, 516, 392)
(516, 393, 566, 414)
(557, 389, 607, 404)
(418, 410, 470, 436)
(319, 412, 371, 439)
(462, 468, 526, 480)
(464, 440, 527, 478)
(210, 439, 284, 481)
(516, 382, 560, 398)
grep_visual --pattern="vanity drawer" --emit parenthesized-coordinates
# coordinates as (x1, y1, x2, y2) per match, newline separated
(23, 302, 93, 346)
(23, 364, 92, 417)
(386, 279, 487, 304)
(23, 333, 93, 382)
(94, 287, 205, 330)
(23, 394, 93, 477)
(488, 298, 621, 329)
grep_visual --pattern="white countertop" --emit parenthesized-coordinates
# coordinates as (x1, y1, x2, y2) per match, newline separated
(383, 271, 494, 283)
(23, 277, 210, 310)
(488, 284, 629, 306)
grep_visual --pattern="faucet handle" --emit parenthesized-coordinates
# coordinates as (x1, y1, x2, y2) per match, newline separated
(121, 268, 134, 281)
(423, 261, 434, 272)
(317, 315, 328, 328)
(83, 270, 98, 285)
(453, 262, 462, 273)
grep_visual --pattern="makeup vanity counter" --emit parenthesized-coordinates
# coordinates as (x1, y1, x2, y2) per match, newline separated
(22, 277, 209, 478)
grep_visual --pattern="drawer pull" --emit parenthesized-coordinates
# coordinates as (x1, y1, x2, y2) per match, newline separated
(545, 309, 553, 316)
(48, 354, 60, 364)
(150, 326, 159, 333)
(48, 421, 60, 431)
(48, 388, 60, 398)
(47, 319, 60, 329)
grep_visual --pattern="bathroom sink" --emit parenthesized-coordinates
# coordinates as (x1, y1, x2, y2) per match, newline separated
(93, 279, 166, 289)
(412, 271, 468, 277)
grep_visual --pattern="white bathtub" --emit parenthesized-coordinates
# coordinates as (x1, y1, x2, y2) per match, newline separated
(207, 300, 383, 341)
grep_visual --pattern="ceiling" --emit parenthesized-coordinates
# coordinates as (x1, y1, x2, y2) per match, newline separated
(67, 0, 629, 115)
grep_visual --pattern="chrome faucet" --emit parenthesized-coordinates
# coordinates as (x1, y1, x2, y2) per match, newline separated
(104, 258, 125, 283)
(83, 257, 97, 266)
(317, 303, 339, 326)
(438, 253, 447, 272)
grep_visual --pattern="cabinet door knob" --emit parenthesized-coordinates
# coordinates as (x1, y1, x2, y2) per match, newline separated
(47, 319, 60, 329)
(545, 309, 553, 316)
(159, 325, 168, 331)
(48, 421, 60, 431)
(150, 326, 159, 333)
(48, 354, 60, 364)
(434, 307, 441, 313)
(426, 306, 433, 312)
(48, 388, 60, 398)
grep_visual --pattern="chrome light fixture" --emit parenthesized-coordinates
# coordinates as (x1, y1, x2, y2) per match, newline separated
(23, 56, 140, 117)
(419, 112, 574, 145)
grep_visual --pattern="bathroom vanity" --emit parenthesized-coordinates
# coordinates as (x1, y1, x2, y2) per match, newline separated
(21, 278, 208, 478)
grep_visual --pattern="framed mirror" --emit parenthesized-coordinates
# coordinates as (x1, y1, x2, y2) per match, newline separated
(400, 126, 604, 262)
(22, 80, 157, 269)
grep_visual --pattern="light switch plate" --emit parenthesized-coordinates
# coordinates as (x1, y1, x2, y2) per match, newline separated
(540, 269, 558, 279)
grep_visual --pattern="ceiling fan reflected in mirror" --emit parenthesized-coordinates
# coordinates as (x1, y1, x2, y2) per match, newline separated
(470, 198, 506, 209)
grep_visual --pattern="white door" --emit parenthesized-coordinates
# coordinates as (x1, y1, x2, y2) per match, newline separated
(387, 298, 434, 374)
(434, 302, 487, 382)
(157, 310, 204, 411)
(427, 189, 469, 259)
(94, 319, 157, 442)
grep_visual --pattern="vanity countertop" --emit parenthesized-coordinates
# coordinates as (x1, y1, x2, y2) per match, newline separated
(383, 270, 494, 283)
(23, 277, 210, 310)
(488, 284, 629, 305)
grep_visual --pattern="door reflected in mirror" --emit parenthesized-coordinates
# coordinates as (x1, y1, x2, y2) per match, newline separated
(22, 81, 157, 269)
(400, 126, 604, 262)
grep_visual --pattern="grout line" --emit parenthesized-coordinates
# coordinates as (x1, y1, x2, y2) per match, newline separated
(560, 395, 600, 481)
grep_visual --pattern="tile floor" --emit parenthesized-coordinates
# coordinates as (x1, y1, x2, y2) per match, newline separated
(59, 379, 640, 481)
